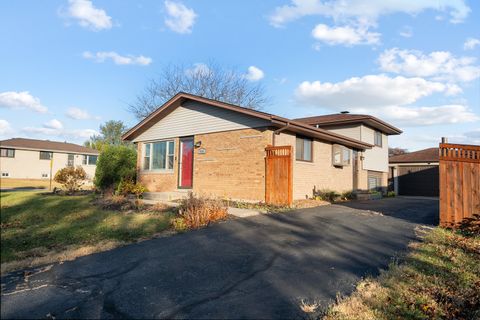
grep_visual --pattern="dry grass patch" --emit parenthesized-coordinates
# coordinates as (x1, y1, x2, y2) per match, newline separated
(324, 227, 480, 320)
(1, 191, 175, 272)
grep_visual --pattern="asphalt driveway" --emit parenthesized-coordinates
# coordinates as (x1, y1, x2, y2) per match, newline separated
(1, 197, 438, 319)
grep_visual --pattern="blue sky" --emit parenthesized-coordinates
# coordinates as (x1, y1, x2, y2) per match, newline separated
(0, 0, 479, 151)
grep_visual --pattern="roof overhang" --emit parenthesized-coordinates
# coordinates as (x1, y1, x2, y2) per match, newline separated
(122, 92, 373, 150)
(302, 117, 402, 135)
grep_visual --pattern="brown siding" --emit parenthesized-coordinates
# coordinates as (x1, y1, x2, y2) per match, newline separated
(193, 128, 272, 201)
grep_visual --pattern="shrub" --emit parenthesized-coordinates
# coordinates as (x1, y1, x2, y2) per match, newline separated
(177, 193, 228, 229)
(131, 183, 148, 199)
(54, 166, 88, 193)
(116, 178, 148, 199)
(341, 190, 354, 200)
(314, 189, 341, 202)
(94, 145, 137, 192)
(387, 191, 396, 198)
(116, 178, 135, 196)
(171, 217, 187, 232)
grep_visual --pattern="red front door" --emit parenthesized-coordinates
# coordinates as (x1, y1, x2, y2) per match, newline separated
(179, 137, 194, 188)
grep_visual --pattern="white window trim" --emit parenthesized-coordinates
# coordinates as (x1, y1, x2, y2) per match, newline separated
(141, 140, 175, 173)
(332, 144, 351, 167)
(82, 154, 98, 166)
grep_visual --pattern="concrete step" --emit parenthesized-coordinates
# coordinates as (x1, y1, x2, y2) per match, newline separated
(143, 191, 189, 201)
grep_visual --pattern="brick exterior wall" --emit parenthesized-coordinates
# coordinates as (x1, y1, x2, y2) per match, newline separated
(193, 128, 272, 201)
(136, 128, 271, 201)
(275, 131, 354, 199)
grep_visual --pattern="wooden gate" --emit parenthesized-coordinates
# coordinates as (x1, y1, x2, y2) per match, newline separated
(439, 143, 480, 227)
(265, 146, 292, 206)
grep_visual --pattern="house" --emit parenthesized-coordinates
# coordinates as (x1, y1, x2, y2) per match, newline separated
(389, 148, 439, 197)
(294, 113, 402, 192)
(0, 138, 99, 181)
(122, 92, 401, 204)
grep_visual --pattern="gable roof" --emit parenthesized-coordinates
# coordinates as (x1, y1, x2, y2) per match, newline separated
(294, 114, 402, 135)
(122, 92, 373, 150)
(0, 138, 99, 155)
(389, 148, 438, 164)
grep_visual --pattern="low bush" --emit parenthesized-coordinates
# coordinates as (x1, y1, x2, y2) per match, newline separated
(314, 189, 341, 202)
(177, 193, 228, 229)
(387, 191, 396, 197)
(116, 179, 148, 199)
(54, 166, 87, 194)
(171, 217, 187, 232)
(341, 190, 354, 200)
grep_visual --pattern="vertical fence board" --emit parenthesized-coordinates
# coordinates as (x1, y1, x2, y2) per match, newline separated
(265, 146, 292, 206)
(439, 143, 480, 227)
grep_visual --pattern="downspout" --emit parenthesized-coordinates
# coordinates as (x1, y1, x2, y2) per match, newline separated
(272, 123, 290, 146)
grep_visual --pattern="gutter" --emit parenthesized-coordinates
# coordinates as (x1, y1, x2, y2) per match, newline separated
(272, 123, 290, 146)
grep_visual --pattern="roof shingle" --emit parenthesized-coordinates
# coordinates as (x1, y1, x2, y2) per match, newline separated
(0, 138, 99, 155)
(389, 148, 438, 163)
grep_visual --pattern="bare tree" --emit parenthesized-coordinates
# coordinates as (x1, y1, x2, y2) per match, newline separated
(128, 62, 269, 119)
(389, 147, 408, 157)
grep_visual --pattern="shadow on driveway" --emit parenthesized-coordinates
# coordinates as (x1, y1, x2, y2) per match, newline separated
(337, 196, 439, 226)
(1, 199, 436, 319)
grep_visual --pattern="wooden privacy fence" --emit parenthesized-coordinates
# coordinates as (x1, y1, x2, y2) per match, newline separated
(439, 143, 480, 227)
(265, 145, 293, 206)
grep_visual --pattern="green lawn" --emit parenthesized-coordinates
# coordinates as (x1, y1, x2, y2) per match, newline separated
(1, 191, 174, 264)
(325, 227, 480, 320)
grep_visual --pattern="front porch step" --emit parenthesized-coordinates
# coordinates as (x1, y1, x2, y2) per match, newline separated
(143, 191, 190, 201)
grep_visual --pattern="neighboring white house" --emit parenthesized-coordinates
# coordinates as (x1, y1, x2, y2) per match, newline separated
(0, 138, 99, 181)
(295, 113, 402, 191)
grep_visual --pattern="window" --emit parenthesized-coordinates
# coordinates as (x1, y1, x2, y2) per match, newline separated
(88, 155, 97, 165)
(296, 136, 312, 161)
(0, 148, 15, 158)
(67, 154, 74, 167)
(39, 151, 53, 160)
(143, 140, 175, 171)
(374, 131, 382, 147)
(143, 144, 151, 170)
(332, 145, 351, 166)
(82, 155, 97, 165)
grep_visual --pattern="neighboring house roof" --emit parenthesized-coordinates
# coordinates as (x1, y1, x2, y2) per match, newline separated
(122, 92, 373, 150)
(294, 114, 402, 135)
(389, 148, 438, 164)
(0, 138, 99, 155)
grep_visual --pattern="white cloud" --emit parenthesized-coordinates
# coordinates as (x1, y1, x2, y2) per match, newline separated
(164, 1, 197, 34)
(0, 119, 12, 135)
(375, 105, 479, 126)
(244, 66, 265, 81)
(66, 107, 98, 120)
(464, 38, 480, 50)
(269, 0, 470, 27)
(399, 26, 413, 38)
(44, 119, 64, 130)
(22, 125, 98, 140)
(312, 23, 380, 46)
(65, 0, 112, 31)
(378, 48, 480, 82)
(295, 74, 460, 109)
(83, 51, 152, 66)
(0, 91, 48, 113)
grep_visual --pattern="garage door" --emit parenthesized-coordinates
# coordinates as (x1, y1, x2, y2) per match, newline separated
(398, 165, 439, 197)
